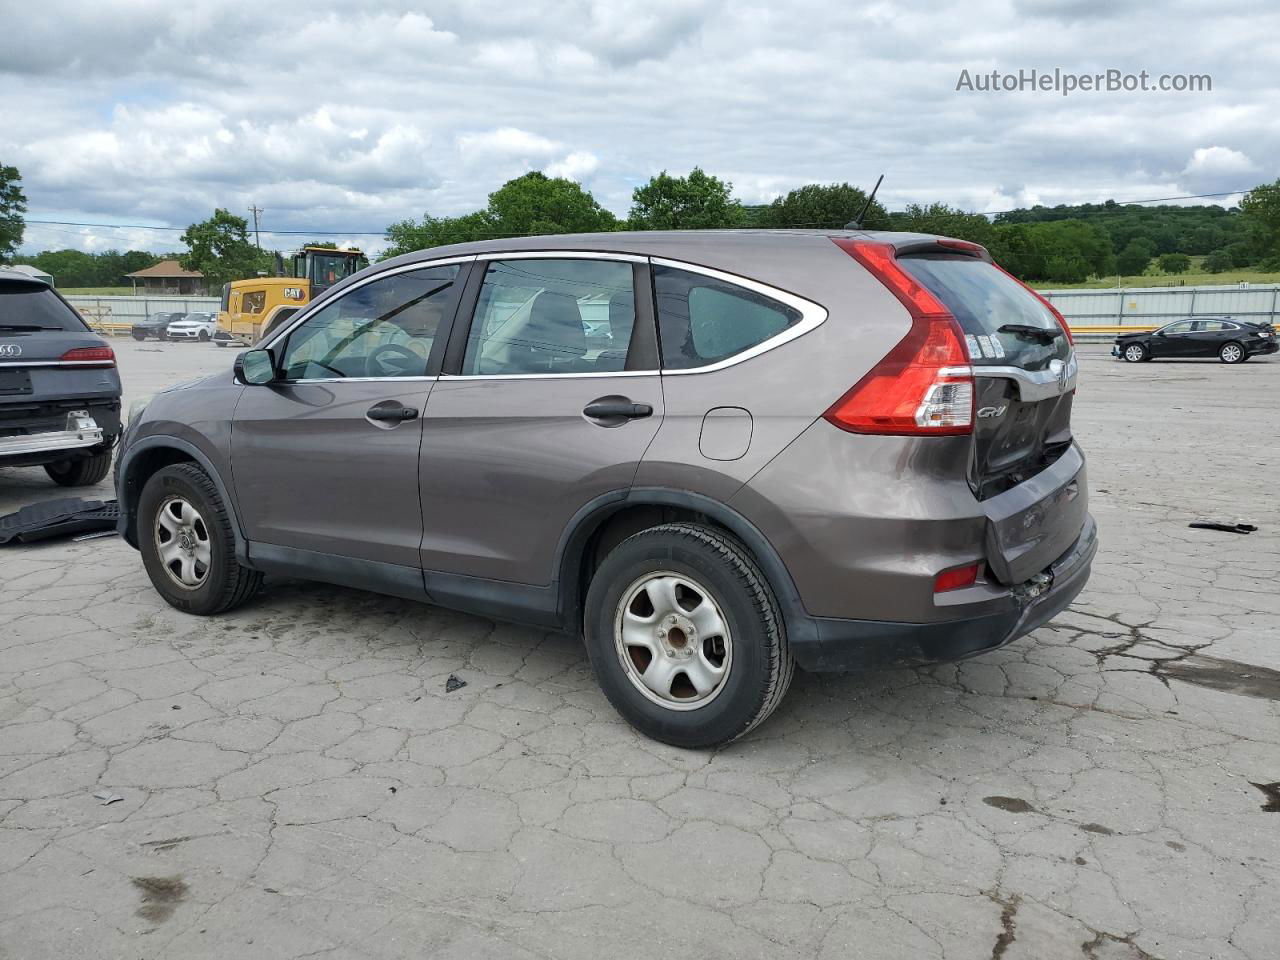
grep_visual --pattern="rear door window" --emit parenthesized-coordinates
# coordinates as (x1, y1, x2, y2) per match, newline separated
(897, 256, 1070, 370)
(653, 265, 801, 370)
(462, 258, 637, 375)
(0, 282, 88, 332)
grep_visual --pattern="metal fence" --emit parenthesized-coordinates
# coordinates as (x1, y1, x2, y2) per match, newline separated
(1040, 284, 1280, 330)
(65, 294, 221, 324)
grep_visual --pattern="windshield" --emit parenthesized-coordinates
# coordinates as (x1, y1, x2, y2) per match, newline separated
(0, 282, 89, 331)
(311, 253, 360, 288)
(898, 255, 1070, 371)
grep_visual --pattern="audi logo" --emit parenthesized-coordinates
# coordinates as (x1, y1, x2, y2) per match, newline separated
(0, 344, 21, 358)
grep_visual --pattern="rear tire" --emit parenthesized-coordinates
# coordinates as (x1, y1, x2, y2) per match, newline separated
(44, 448, 113, 487)
(1219, 341, 1246, 364)
(138, 463, 262, 615)
(583, 522, 793, 748)
(1122, 343, 1147, 362)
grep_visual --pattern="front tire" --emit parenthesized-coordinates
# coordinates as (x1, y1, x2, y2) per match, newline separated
(1122, 343, 1148, 362)
(44, 448, 113, 487)
(584, 522, 793, 748)
(1219, 341, 1246, 364)
(198, 330, 210, 342)
(138, 463, 262, 615)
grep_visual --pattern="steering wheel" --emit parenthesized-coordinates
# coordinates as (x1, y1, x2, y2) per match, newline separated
(365, 343, 424, 378)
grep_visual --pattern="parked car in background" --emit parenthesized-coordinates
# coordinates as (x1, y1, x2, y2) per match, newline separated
(1114, 317, 1277, 363)
(115, 230, 1095, 747)
(1, 268, 121, 486)
(131, 312, 185, 341)
(166, 312, 218, 342)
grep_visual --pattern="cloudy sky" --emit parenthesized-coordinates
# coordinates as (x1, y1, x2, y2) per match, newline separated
(3, 0, 1277, 256)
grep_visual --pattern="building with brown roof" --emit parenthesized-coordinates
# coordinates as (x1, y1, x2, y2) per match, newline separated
(125, 260, 206, 295)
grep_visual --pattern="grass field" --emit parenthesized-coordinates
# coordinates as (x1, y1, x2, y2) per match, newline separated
(1034, 258, 1280, 290)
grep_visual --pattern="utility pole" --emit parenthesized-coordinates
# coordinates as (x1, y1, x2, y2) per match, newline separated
(248, 204, 263, 251)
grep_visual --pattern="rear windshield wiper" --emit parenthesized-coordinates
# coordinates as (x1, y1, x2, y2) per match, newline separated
(998, 323, 1061, 344)
(0, 323, 58, 331)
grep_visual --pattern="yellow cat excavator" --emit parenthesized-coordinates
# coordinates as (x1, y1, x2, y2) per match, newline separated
(213, 246, 367, 347)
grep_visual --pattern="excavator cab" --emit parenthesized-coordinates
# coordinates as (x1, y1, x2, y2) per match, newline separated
(215, 247, 367, 347)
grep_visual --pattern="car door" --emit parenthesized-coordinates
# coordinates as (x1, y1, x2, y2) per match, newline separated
(1187, 319, 1233, 356)
(1152, 320, 1195, 357)
(418, 254, 663, 597)
(230, 261, 466, 573)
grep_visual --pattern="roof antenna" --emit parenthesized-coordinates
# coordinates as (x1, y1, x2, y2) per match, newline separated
(845, 174, 884, 229)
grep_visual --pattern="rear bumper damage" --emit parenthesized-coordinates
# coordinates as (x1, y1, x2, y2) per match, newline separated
(0, 404, 119, 466)
(793, 514, 1097, 672)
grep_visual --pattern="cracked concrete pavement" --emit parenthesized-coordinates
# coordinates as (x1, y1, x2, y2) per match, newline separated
(1, 341, 1277, 959)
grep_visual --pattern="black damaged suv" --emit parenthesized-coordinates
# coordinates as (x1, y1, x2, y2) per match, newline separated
(0, 269, 122, 486)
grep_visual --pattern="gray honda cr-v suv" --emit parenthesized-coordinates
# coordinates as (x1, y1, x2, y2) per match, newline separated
(116, 230, 1096, 747)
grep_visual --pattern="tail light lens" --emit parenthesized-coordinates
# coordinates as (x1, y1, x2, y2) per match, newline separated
(934, 562, 982, 593)
(992, 263, 1073, 344)
(59, 346, 116, 367)
(826, 239, 974, 435)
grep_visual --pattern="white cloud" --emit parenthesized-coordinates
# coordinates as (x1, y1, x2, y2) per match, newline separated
(1, 0, 1277, 255)
(545, 151, 600, 181)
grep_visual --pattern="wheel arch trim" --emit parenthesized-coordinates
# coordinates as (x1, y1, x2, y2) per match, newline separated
(553, 486, 818, 649)
(116, 436, 248, 563)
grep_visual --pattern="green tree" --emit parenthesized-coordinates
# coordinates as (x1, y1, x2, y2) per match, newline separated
(382, 172, 617, 258)
(383, 211, 500, 258)
(1046, 255, 1088, 284)
(891, 203, 993, 246)
(1203, 249, 1232, 273)
(180, 209, 270, 290)
(30, 249, 99, 286)
(629, 168, 744, 230)
(488, 172, 617, 236)
(1116, 238, 1155, 276)
(756, 182, 889, 231)
(0, 163, 27, 263)
(988, 224, 1039, 279)
(1240, 179, 1280, 262)
(1157, 252, 1191, 274)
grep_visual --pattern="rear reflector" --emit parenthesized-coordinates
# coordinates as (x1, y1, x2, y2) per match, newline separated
(827, 239, 974, 435)
(59, 346, 116, 367)
(934, 562, 981, 593)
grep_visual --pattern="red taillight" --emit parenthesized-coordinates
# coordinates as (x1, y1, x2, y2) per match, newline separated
(934, 562, 981, 593)
(59, 346, 116, 367)
(992, 263, 1073, 344)
(827, 239, 974, 435)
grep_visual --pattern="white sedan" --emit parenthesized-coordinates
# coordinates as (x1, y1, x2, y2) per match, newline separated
(166, 313, 218, 342)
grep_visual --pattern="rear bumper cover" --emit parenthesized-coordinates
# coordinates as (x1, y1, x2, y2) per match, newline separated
(793, 514, 1097, 672)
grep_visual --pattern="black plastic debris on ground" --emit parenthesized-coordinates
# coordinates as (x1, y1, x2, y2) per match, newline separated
(1189, 521, 1257, 535)
(0, 498, 120, 545)
(445, 674, 467, 693)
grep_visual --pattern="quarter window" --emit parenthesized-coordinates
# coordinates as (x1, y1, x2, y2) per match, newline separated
(462, 259, 636, 375)
(279, 264, 460, 380)
(653, 265, 801, 370)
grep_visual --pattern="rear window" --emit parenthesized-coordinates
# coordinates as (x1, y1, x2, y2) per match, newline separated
(0, 282, 88, 332)
(897, 256, 1069, 370)
(654, 265, 801, 370)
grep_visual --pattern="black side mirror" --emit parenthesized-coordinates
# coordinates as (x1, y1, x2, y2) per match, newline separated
(235, 348, 277, 385)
